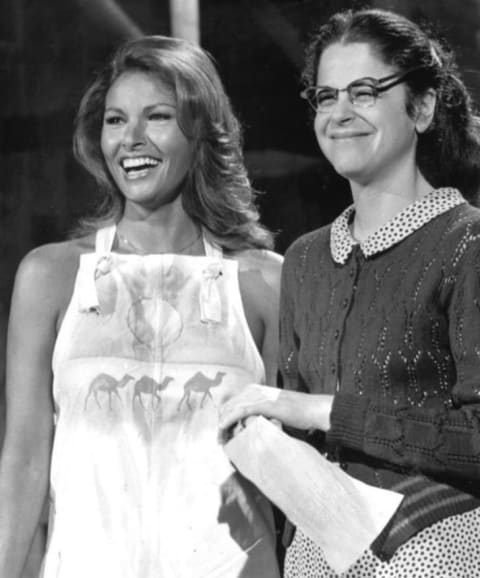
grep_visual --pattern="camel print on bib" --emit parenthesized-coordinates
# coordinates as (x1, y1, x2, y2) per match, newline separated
(44, 228, 279, 578)
(83, 369, 228, 416)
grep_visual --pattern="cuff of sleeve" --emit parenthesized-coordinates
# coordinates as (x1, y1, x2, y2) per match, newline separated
(327, 393, 369, 451)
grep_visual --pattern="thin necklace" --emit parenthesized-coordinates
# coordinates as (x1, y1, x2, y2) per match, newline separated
(116, 229, 202, 255)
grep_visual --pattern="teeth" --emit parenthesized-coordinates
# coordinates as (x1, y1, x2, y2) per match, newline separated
(122, 157, 159, 170)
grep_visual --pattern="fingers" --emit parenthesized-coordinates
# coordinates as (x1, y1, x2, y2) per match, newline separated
(218, 399, 251, 433)
(218, 384, 282, 443)
(217, 417, 245, 445)
(218, 389, 263, 443)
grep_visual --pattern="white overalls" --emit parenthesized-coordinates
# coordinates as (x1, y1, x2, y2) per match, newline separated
(41, 226, 280, 578)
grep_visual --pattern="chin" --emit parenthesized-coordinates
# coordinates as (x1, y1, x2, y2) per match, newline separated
(331, 162, 365, 181)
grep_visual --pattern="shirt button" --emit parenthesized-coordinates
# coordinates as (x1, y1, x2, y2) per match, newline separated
(330, 364, 336, 375)
(334, 329, 340, 339)
(342, 298, 349, 308)
(349, 268, 355, 277)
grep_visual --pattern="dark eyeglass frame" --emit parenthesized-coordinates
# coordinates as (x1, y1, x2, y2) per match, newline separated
(300, 68, 422, 112)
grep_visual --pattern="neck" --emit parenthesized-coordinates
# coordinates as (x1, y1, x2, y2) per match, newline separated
(117, 200, 202, 255)
(349, 169, 433, 242)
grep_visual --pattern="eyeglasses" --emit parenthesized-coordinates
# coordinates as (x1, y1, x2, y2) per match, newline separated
(300, 68, 421, 113)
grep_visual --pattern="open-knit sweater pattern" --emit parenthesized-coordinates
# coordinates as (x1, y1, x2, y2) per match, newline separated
(279, 198, 480, 557)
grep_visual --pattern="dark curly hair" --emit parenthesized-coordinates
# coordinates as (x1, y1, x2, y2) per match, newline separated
(302, 9, 480, 201)
(73, 35, 273, 250)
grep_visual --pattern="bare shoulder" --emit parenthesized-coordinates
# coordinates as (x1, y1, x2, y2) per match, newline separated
(233, 249, 283, 292)
(15, 236, 92, 288)
(12, 235, 95, 323)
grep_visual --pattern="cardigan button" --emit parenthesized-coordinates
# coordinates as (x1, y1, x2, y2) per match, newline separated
(342, 298, 349, 308)
(334, 329, 340, 339)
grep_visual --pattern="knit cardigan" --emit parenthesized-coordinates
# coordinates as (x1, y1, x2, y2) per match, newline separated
(279, 197, 480, 558)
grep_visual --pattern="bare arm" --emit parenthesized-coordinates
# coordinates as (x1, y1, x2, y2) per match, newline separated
(0, 246, 70, 576)
(237, 249, 283, 386)
(256, 250, 283, 387)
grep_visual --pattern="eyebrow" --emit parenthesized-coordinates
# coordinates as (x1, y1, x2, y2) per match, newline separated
(315, 77, 379, 89)
(315, 70, 407, 89)
(104, 102, 177, 113)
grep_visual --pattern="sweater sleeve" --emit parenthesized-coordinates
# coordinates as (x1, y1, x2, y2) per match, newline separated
(328, 238, 480, 480)
(278, 243, 302, 393)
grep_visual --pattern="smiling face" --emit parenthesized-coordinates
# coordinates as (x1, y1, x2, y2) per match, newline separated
(314, 42, 419, 187)
(101, 70, 193, 212)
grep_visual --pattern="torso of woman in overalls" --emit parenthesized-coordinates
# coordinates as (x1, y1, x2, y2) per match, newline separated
(40, 225, 280, 578)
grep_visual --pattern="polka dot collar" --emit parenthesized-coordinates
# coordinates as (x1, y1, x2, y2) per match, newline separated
(330, 188, 466, 264)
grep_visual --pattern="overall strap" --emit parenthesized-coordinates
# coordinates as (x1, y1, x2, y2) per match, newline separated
(202, 230, 223, 259)
(95, 224, 117, 253)
(199, 230, 224, 325)
(77, 225, 115, 314)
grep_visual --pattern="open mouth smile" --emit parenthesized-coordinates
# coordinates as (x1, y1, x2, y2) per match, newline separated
(120, 156, 161, 179)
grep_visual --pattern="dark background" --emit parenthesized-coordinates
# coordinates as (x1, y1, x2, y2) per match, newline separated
(1, 3, 480, 574)
(1, 0, 480, 349)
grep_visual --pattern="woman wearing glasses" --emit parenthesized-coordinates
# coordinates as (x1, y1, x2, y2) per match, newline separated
(220, 8, 480, 577)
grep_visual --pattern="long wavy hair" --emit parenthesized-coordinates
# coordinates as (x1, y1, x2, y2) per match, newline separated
(73, 35, 273, 250)
(302, 9, 480, 202)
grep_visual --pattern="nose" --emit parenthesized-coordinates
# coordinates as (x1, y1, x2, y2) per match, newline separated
(329, 91, 355, 124)
(122, 118, 147, 149)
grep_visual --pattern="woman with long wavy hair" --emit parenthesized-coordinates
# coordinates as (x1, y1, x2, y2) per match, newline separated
(0, 35, 282, 578)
